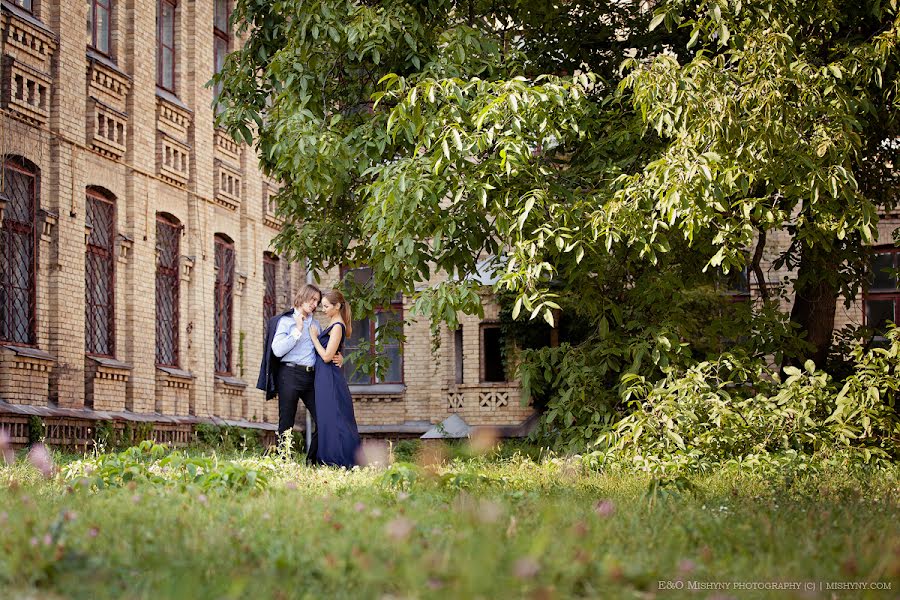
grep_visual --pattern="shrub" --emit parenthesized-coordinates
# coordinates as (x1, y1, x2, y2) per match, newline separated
(590, 328, 900, 475)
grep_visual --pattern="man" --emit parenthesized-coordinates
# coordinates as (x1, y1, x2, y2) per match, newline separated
(257, 283, 341, 463)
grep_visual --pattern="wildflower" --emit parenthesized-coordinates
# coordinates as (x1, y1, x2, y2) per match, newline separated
(27, 444, 54, 478)
(397, 491, 410, 502)
(88, 527, 99, 538)
(285, 481, 298, 490)
(353, 502, 366, 512)
(43, 534, 52, 546)
(0, 429, 14, 465)
(678, 559, 696, 576)
(385, 517, 414, 541)
(62, 510, 77, 522)
(477, 499, 503, 524)
(513, 557, 540, 579)
(506, 516, 518, 538)
(593, 499, 615, 518)
(131, 494, 142, 504)
(197, 494, 208, 505)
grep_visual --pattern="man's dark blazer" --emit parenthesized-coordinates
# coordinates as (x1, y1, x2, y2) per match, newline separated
(257, 308, 294, 400)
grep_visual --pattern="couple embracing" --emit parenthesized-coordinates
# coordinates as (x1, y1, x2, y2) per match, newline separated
(257, 284, 360, 468)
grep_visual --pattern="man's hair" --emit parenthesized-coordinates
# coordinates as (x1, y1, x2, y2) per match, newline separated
(293, 283, 322, 308)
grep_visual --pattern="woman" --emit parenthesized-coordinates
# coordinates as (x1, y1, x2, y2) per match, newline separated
(309, 290, 361, 467)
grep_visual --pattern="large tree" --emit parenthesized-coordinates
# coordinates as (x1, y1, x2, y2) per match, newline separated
(214, 0, 900, 421)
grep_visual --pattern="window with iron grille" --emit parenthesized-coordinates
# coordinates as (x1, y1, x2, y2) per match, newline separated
(864, 247, 900, 340)
(87, 0, 112, 56)
(263, 253, 278, 331)
(0, 157, 38, 346)
(214, 234, 234, 374)
(341, 266, 403, 385)
(156, 214, 180, 367)
(85, 188, 116, 356)
(213, 0, 230, 111)
(157, 0, 176, 91)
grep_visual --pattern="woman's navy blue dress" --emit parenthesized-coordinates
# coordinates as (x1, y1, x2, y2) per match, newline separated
(313, 323, 361, 467)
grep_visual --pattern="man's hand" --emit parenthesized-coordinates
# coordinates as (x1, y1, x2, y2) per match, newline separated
(293, 312, 304, 333)
(333, 352, 344, 368)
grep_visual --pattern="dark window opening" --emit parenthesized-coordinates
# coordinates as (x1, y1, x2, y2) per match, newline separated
(454, 327, 464, 384)
(481, 324, 507, 382)
(864, 248, 900, 340)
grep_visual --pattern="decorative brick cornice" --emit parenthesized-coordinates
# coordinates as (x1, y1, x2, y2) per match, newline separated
(214, 375, 247, 397)
(86, 53, 131, 111)
(214, 128, 241, 164)
(39, 208, 57, 243)
(263, 181, 283, 229)
(1, 55, 51, 125)
(157, 367, 194, 390)
(180, 255, 195, 282)
(157, 133, 190, 187)
(213, 160, 241, 211)
(156, 93, 192, 142)
(353, 394, 404, 403)
(1, 345, 54, 373)
(86, 356, 132, 382)
(88, 97, 127, 159)
(0, 6, 57, 71)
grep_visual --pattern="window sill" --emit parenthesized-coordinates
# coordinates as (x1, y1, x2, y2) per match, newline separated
(349, 383, 406, 395)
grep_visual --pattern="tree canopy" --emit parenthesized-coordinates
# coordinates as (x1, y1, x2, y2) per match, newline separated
(214, 0, 900, 444)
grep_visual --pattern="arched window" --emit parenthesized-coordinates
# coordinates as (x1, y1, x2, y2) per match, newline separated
(0, 156, 39, 345)
(214, 234, 234, 374)
(263, 252, 278, 330)
(85, 187, 116, 356)
(156, 213, 181, 366)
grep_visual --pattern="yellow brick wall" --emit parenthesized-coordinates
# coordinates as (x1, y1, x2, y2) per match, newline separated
(0, 0, 531, 432)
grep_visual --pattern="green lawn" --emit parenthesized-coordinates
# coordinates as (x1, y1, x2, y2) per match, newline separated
(1, 443, 898, 599)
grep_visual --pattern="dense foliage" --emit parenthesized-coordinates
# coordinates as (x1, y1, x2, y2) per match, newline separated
(213, 0, 900, 450)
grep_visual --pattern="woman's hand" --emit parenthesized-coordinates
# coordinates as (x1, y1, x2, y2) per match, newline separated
(310, 323, 319, 337)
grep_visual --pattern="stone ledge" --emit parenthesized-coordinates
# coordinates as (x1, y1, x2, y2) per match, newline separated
(157, 366, 194, 390)
(349, 383, 406, 395)
(86, 356, 132, 382)
(3, 344, 53, 361)
(214, 375, 247, 397)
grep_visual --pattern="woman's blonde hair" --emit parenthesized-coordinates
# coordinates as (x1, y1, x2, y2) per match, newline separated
(323, 289, 352, 338)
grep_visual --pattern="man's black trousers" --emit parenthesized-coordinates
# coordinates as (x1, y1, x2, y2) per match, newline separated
(276, 365, 317, 463)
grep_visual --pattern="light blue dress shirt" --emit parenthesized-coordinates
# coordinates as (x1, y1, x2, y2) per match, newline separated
(271, 309, 319, 367)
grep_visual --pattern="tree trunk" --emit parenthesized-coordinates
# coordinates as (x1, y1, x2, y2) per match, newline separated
(788, 244, 839, 369)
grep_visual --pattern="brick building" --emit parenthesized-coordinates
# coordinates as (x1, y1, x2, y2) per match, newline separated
(0, 0, 534, 446)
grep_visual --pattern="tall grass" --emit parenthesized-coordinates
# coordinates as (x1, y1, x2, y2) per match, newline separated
(1, 442, 898, 599)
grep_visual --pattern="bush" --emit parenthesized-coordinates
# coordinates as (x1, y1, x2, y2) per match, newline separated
(589, 328, 900, 475)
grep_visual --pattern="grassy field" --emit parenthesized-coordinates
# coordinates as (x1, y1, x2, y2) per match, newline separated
(1, 441, 898, 599)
